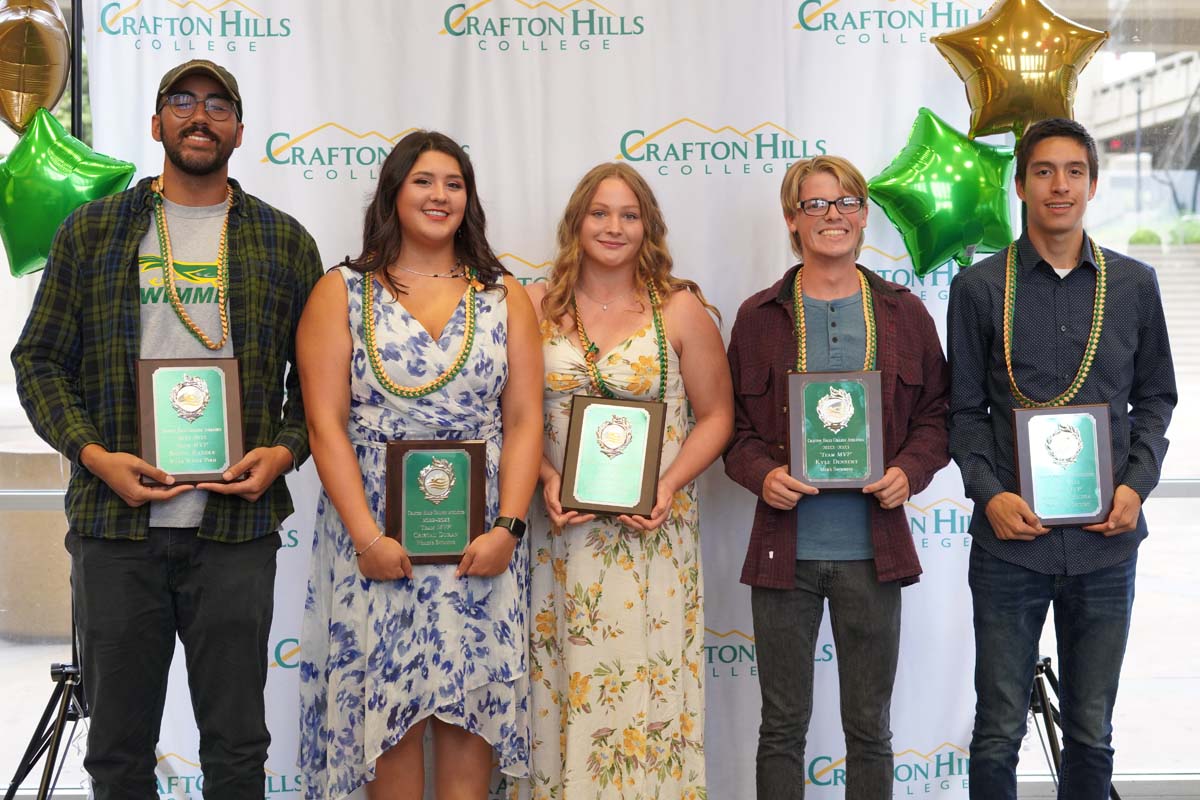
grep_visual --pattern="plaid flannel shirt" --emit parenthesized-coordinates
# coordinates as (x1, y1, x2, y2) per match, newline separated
(12, 177, 323, 542)
(724, 265, 951, 587)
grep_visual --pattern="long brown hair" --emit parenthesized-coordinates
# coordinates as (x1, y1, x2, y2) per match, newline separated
(344, 130, 506, 297)
(542, 162, 718, 326)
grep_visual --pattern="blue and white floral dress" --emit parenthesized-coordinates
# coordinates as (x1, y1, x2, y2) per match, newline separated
(299, 267, 529, 800)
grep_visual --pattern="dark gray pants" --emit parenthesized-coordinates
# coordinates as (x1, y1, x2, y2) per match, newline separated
(67, 527, 279, 800)
(750, 559, 901, 800)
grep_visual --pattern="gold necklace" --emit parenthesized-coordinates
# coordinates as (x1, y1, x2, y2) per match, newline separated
(151, 176, 232, 351)
(1003, 238, 1106, 408)
(572, 283, 668, 402)
(363, 268, 481, 398)
(792, 268, 876, 372)
(390, 262, 465, 279)
(576, 283, 636, 312)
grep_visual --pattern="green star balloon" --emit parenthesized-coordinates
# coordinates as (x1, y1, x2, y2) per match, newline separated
(869, 107, 1015, 276)
(0, 107, 135, 276)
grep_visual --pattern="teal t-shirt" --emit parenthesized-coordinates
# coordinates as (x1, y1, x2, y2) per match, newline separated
(794, 290, 874, 561)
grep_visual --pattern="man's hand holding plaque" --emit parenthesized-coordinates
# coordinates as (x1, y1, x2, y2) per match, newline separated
(1013, 405, 1114, 527)
(136, 357, 244, 484)
(787, 370, 884, 489)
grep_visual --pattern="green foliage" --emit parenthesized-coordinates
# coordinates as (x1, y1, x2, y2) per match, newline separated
(1170, 217, 1200, 245)
(1128, 228, 1162, 246)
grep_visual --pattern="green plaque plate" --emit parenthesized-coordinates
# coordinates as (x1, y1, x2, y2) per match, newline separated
(385, 440, 486, 564)
(787, 371, 884, 488)
(1014, 405, 1114, 526)
(560, 395, 666, 517)
(136, 358, 244, 483)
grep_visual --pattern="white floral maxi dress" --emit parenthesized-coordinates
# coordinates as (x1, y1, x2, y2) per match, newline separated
(525, 319, 706, 800)
(299, 267, 530, 800)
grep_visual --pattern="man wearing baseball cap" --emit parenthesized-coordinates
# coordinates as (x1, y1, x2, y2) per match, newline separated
(13, 59, 322, 799)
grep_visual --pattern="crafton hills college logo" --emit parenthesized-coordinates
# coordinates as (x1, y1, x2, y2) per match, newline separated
(703, 627, 837, 679)
(98, 0, 293, 51)
(261, 124, 426, 182)
(807, 742, 969, 791)
(617, 119, 828, 177)
(793, 0, 984, 46)
(498, 253, 551, 286)
(440, 0, 645, 52)
(155, 752, 304, 796)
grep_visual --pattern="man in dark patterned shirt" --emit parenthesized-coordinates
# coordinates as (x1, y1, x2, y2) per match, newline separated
(948, 118, 1176, 800)
(12, 60, 322, 799)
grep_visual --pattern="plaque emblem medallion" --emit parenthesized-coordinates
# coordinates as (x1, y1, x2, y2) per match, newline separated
(1045, 422, 1084, 468)
(595, 415, 634, 459)
(418, 456, 457, 505)
(816, 386, 855, 434)
(169, 374, 210, 423)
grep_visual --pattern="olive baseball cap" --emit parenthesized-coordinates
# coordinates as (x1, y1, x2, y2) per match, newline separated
(156, 59, 243, 119)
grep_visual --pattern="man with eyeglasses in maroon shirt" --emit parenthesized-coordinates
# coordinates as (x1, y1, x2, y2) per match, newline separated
(724, 155, 950, 799)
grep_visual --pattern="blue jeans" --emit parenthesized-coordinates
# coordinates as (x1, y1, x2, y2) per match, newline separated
(751, 559, 901, 800)
(67, 528, 280, 800)
(968, 543, 1137, 800)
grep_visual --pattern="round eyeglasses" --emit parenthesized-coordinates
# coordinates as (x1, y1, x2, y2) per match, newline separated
(158, 92, 236, 122)
(797, 196, 865, 216)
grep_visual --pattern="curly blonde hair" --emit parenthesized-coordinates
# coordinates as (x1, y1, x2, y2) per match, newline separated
(541, 162, 719, 326)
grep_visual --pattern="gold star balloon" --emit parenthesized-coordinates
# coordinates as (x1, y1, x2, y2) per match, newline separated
(0, 0, 71, 134)
(932, 0, 1108, 139)
(0, 108, 135, 276)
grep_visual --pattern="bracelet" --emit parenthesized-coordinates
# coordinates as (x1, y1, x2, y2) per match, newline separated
(355, 533, 383, 558)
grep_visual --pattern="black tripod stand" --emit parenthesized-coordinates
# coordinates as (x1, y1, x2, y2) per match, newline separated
(1029, 656, 1122, 800)
(4, 627, 88, 800)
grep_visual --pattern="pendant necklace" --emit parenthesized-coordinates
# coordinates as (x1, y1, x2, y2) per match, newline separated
(573, 283, 669, 402)
(391, 262, 465, 280)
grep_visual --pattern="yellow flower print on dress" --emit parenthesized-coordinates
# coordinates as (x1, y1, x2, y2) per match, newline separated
(622, 726, 648, 760)
(528, 317, 706, 796)
(568, 672, 592, 713)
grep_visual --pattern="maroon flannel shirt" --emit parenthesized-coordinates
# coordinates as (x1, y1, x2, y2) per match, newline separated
(723, 264, 950, 588)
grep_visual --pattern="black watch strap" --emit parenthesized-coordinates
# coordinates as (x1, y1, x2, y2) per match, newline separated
(494, 516, 527, 539)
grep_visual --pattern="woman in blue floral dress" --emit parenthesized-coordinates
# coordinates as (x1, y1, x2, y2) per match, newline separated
(296, 131, 543, 800)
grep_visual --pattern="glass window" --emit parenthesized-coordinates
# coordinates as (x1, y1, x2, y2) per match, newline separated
(1015, 0, 1200, 785)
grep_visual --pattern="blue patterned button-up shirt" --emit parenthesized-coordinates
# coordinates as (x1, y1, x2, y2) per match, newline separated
(947, 231, 1177, 575)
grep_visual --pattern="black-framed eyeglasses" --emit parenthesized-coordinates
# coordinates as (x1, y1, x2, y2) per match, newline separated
(158, 92, 237, 121)
(797, 196, 865, 216)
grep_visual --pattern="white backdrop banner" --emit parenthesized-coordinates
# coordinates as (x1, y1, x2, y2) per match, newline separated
(83, 1, 990, 797)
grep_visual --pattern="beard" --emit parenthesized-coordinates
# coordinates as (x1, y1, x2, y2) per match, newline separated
(162, 123, 235, 176)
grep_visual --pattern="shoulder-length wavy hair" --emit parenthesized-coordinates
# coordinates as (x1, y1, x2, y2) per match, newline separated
(344, 130, 506, 296)
(542, 162, 718, 325)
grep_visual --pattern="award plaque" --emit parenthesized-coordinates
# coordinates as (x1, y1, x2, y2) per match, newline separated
(136, 358, 244, 483)
(1014, 405, 1114, 526)
(385, 440, 486, 564)
(787, 371, 884, 489)
(560, 395, 667, 516)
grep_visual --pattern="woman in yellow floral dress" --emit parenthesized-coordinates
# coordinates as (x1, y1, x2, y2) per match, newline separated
(523, 163, 733, 799)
